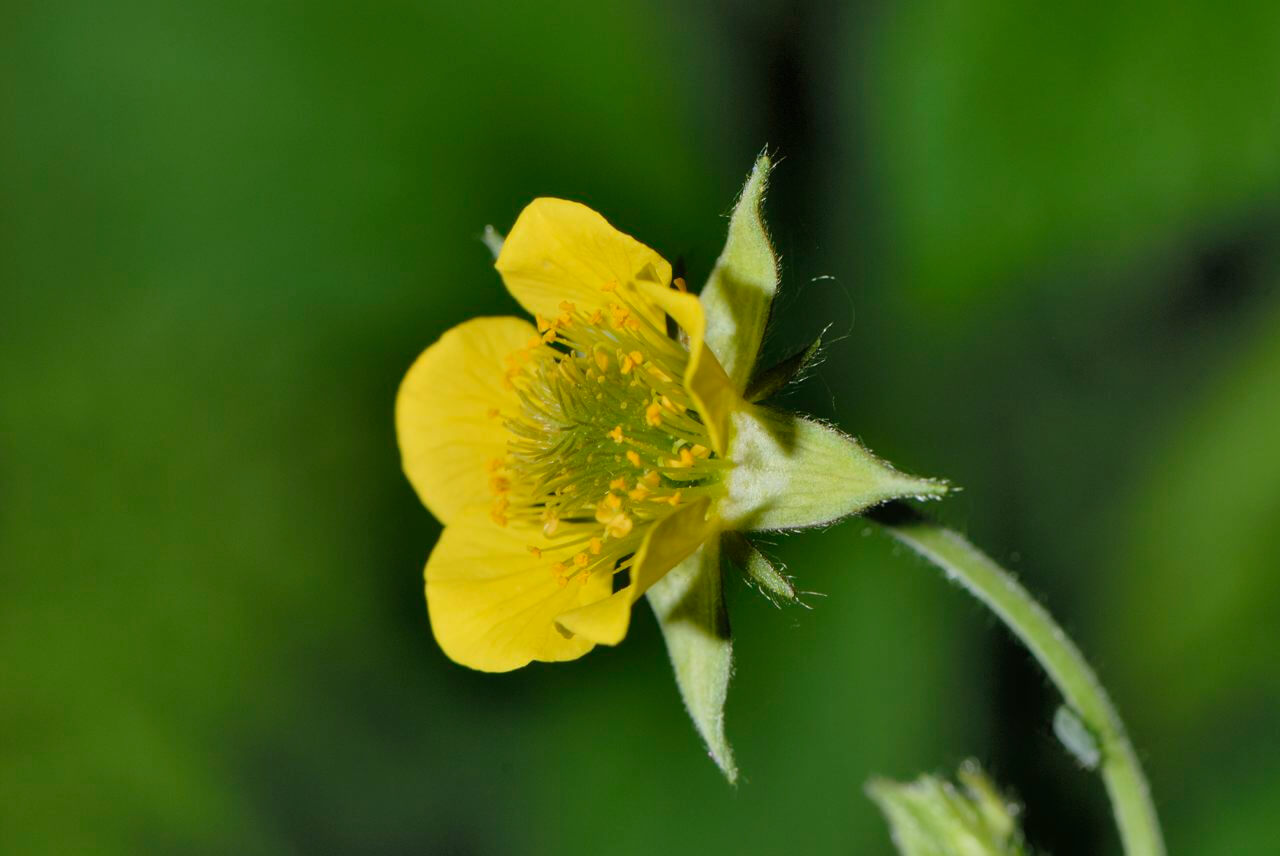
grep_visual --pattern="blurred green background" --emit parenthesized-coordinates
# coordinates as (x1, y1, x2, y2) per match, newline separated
(4, 1, 1279, 853)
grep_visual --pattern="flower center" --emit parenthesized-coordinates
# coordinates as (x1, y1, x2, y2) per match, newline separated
(489, 287, 725, 588)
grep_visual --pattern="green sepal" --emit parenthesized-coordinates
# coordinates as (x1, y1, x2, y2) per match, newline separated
(646, 538, 737, 783)
(700, 153, 778, 392)
(721, 404, 948, 531)
(867, 761, 1032, 856)
(744, 328, 826, 403)
(723, 531, 800, 606)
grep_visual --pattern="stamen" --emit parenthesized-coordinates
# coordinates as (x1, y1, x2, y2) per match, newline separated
(491, 286, 725, 589)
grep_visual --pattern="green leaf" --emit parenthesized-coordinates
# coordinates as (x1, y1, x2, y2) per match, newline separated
(721, 405, 947, 531)
(722, 531, 800, 606)
(646, 538, 737, 783)
(867, 761, 1031, 856)
(744, 328, 826, 403)
(700, 153, 778, 392)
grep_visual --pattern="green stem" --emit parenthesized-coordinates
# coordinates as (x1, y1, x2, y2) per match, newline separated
(869, 503, 1165, 856)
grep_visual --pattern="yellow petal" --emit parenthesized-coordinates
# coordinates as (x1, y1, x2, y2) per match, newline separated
(495, 198, 672, 323)
(396, 316, 534, 525)
(635, 281, 739, 456)
(426, 512, 614, 672)
(555, 497, 718, 645)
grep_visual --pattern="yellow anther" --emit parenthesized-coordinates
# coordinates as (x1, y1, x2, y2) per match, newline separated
(690, 444, 710, 458)
(620, 354, 635, 374)
(573, 552, 589, 568)
(488, 475, 510, 494)
(624, 318, 641, 331)
(588, 309, 604, 325)
(594, 349, 610, 371)
(666, 490, 682, 507)
(606, 514, 634, 538)
(673, 276, 687, 293)
(559, 300, 576, 313)
(541, 327, 558, 344)
(628, 484, 650, 501)
(527, 546, 542, 559)
(486, 407, 502, 419)
(625, 450, 642, 467)
(645, 401, 664, 427)
(525, 335, 542, 349)
(535, 314, 554, 333)
(641, 471, 661, 488)
(628, 350, 645, 365)
(670, 447, 695, 468)
(589, 537, 603, 555)
(487, 457, 504, 472)
(579, 571, 592, 584)
(605, 492, 623, 510)
(610, 476, 628, 491)
(608, 425, 625, 443)
(557, 312, 572, 327)
(490, 507, 508, 527)
(601, 280, 618, 292)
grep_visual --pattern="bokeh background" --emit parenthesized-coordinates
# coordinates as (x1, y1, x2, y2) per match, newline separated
(5, 1, 1279, 853)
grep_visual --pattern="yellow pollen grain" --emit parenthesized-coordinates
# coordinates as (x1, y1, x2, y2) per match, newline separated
(624, 318, 641, 331)
(620, 354, 635, 374)
(625, 450, 642, 467)
(673, 276, 687, 292)
(628, 484, 650, 501)
(609, 477, 627, 490)
(488, 475, 510, 494)
(573, 552, 589, 568)
(601, 280, 618, 292)
(486, 407, 501, 419)
(588, 309, 603, 325)
(642, 471, 661, 487)
(525, 335, 542, 349)
(605, 493, 623, 510)
(667, 490, 682, 507)
(589, 537, 603, 555)
(645, 401, 663, 427)
(559, 300, 576, 313)
(490, 508, 508, 527)
(487, 457, 504, 472)
(527, 546, 542, 559)
(608, 425, 625, 443)
(628, 350, 644, 365)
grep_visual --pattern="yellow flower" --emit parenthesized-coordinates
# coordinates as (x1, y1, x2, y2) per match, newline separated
(396, 198, 741, 672)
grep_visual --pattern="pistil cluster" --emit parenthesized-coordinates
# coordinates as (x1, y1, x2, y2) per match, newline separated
(489, 283, 725, 588)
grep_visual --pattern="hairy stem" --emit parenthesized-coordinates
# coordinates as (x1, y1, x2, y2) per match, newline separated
(869, 503, 1165, 856)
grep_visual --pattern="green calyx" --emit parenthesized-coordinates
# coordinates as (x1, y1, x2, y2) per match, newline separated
(720, 405, 947, 531)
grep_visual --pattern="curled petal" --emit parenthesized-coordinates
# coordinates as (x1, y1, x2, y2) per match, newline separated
(555, 497, 717, 645)
(496, 198, 671, 324)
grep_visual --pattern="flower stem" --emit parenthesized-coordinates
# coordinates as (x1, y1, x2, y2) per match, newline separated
(869, 502, 1166, 856)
